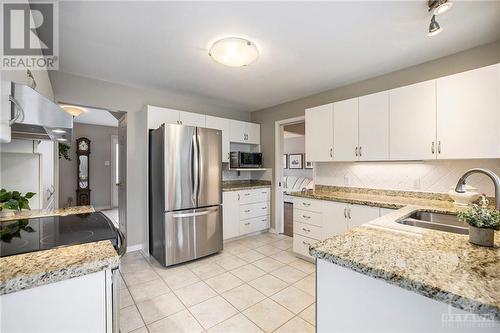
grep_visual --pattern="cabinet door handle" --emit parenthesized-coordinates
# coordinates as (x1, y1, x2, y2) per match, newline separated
(244, 222, 250, 226)
(438, 141, 441, 154)
(261, 219, 267, 222)
(431, 141, 435, 154)
(261, 207, 267, 210)
(261, 191, 267, 194)
(302, 241, 311, 246)
(355, 147, 358, 157)
(302, 202, 311, 207)
(244, 193, 251, 196)
(343, 207, 347, 218)
(347, 207, 352, 219)
(302, 228, 311, 232)
(244, 209, 251, 213)
(237, 193, 240, 200)
(359, 146, 362, 157)
(330, 147, 333, 158)
(302, 215, 311, 219)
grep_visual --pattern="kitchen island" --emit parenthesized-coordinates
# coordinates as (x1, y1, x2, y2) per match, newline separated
(0, 206, 121, 332)
(292, 187, 499, 331)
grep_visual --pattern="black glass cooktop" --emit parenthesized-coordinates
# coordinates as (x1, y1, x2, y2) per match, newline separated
(0, 212, 118, 257)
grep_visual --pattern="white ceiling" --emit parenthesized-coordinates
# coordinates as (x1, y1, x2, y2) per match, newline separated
(57, 1, 500, 112)
(73, 107, 119, 127)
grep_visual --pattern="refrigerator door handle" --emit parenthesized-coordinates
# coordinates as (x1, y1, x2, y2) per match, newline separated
(191, 133, 199, 204)
(172, 210, 211, 218)
(195, 132, 201, 198)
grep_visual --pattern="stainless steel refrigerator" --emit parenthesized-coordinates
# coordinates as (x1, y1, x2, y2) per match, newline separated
(149, 123, 223, 267)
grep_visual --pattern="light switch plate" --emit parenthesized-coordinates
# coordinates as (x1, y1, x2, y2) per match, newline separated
(104, 161, 110, 166)
(344, 175, 350, 186)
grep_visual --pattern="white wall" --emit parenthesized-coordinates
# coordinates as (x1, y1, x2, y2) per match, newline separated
(283, 135, 312, 179)
(315, 159, 500, 196)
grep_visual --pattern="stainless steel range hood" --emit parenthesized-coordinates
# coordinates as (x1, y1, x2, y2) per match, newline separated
(10, 82, 73, 141)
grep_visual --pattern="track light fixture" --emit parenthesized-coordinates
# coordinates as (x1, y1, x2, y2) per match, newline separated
(428, 15, 442, 37)
(427, 0, 451, 37)
(428, 0, 453, 16)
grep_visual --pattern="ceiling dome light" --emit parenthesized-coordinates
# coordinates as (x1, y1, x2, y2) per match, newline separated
(209, 37, 259, 67)
(428, 0, 453, 16)
(61, 105, 86, 117)
(428, 15, 442, 36)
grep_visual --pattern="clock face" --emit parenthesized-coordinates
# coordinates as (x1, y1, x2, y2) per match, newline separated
(78, 140, 88, 151)
(79, 180, 88, 189)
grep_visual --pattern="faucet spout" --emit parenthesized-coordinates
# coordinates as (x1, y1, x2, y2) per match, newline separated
(455, 168, 500, 210)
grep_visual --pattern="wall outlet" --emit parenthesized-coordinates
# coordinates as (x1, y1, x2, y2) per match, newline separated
(344, 175, 350, 186)
(104, 161, 110, 166)
(413, 178, 421, 190)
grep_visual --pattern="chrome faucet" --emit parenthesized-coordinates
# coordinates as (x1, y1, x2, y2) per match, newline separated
(455, 168, 500, 210)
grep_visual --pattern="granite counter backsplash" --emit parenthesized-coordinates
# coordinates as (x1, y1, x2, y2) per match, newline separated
(223, 180, 272, 191)
(296, 186, 499, 320)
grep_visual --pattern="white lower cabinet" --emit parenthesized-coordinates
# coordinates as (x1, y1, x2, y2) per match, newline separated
(223, 188, 271, 240)
(293, 198, 381, 259)
(0, 270, 113, 332)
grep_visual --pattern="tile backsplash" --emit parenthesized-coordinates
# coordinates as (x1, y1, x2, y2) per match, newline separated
(315, 159, 500, 196)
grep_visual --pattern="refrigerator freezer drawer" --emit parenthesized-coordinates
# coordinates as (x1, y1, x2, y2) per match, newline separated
(162, 206, 223, 266)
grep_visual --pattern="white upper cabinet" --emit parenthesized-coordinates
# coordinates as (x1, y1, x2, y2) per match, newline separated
(246, 122, 261, 145)
(333, 98, 358, 161)
(358, 91, 390, 161)
(389, 80, 436, 161)
(147, 106, 206, 128)
(229, 120, 260, 144)
(179, 111, 206, 127)
(206, 115, 230, 163)
(436, 64, 500, 159)
(306, 103, 334, 162)
(147, 106, 181, 128)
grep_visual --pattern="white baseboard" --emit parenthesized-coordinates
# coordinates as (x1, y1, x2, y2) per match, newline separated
(126, 244, 143, 253)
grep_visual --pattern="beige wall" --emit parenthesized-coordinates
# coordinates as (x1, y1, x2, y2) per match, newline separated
(59, 123, 118, 209)
(250, 40, 500, 228)
(49, 71, 251, 121)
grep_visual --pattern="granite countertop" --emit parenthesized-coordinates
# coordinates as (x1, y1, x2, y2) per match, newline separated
(222, 180, 272, 191)
(294, 187, 500, 320)
(0, 206, 119, 296)
(0, 205, 95, 222)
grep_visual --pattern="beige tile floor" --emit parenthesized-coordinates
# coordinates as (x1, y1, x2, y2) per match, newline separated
(119, 232, 316, 333)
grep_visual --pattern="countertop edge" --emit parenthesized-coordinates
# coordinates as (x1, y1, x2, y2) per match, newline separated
(0, 252, 119, 296)
(222, 184, 272, 192)
(310, 246, 500, 320)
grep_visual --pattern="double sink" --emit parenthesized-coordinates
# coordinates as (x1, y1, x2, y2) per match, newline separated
(397, 211, 469, 234)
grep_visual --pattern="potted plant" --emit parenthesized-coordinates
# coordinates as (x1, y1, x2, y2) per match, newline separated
(457, 195, 499, 247)
(0, 189, 36, 217)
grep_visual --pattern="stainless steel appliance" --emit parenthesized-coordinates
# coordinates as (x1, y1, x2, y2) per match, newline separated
(9, 82, 73, 141)
(149, 123, 223, 267)
(229, 151, 263, 168)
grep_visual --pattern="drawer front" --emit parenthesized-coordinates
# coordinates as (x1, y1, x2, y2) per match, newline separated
(293, 234, 318, 259)
(294, 221, 322, 240)
(240, 215, 270, 235)
(239, 188, 270, 204)
(294, 198, 322, 212)
(294, 209, 322, 227)
(240, 202, 269, 220)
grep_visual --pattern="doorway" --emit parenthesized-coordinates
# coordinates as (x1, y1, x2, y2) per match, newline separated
(274, 116, 311, 236)
(57, 103, 126, 230)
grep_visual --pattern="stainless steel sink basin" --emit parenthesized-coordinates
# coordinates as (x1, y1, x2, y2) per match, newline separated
(397, 211, 469, 234)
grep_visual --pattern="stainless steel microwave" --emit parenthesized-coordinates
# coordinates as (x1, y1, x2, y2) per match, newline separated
(230, 152, 263, 168)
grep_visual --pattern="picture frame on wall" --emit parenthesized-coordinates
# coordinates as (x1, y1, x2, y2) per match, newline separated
(289, 153, 303, 169)
(305, 160, 313, 169)
(283, 154, 288, 169)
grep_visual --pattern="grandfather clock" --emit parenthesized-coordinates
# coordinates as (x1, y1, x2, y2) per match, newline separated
(76, 137, 91, 206)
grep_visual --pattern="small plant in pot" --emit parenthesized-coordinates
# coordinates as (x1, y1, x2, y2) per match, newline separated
(457, 195, 499, 247)
(0, 189, 36, 217)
